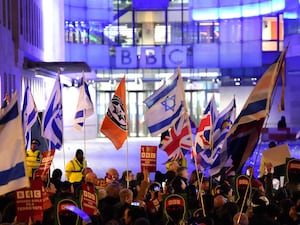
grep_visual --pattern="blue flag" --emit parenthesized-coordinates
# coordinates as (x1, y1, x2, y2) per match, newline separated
(42, 75, 63, 149)
(74, 73, 94, 131)
(22, 86, 38, 150)
(144, 68, 185, 136)
(0, 92, 29, 195)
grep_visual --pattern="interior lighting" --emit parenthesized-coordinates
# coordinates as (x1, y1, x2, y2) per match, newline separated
(191, 0, 285, 21)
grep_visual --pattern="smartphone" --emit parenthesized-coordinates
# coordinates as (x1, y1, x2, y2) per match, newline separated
(154, 186, 160, 191)
(131, 202, 140, 206)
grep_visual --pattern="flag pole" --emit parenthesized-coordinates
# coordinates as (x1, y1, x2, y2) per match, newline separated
(124, 75, 129, 189)
(82, 71, 87, 158)
(177, 66, 206, 217)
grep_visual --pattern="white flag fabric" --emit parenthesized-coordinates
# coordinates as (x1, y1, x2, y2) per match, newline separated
(144, 69, 185, 137)
(0, 92, 30, 195)
(21, 86, 38, 150)
(42, 75, 63, 149)
(74, 73, 94, 131)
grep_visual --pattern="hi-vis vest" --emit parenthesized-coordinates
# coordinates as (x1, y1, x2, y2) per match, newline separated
(65, 158, 87, 183)
(26, 149, 41, 178)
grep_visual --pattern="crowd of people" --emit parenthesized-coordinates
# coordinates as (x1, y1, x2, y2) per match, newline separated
(1, 144, 300, 225)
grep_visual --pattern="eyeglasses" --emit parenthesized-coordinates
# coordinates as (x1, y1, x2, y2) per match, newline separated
(106, 173, 117, 180)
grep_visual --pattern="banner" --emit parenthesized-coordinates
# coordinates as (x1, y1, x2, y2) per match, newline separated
(15, 179, 44, 222)
(80, 182, 98, 215)
(35, 150, 55, 178)
(140, 146, 157, 172)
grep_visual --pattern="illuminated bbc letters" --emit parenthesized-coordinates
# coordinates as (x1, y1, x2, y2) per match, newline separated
(115, 46, 187, 68)
(165, 46, 187, 68)
(116, 47, 137, 68)
(140, 47, 162, 68)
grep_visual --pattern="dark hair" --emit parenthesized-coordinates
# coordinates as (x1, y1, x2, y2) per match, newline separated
(52, 168, 62, 179)
(75, 149, 83, 156)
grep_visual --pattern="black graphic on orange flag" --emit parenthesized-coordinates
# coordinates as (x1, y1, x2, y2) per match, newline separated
(141, 145, 157, 172)
(100, 76, 127, 150)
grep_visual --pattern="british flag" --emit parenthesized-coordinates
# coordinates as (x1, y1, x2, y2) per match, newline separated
(159, 115, 194, 161)
(194, 96, 218, 152)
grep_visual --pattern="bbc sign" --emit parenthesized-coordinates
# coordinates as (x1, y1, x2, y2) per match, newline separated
(115, 46, 188, 68)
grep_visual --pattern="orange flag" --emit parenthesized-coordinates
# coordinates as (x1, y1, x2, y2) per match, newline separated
(100, 76, 127, 150)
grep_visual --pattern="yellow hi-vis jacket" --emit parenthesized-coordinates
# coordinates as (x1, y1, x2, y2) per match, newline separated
(26, 149, 41, 178)
(65, 157, 87, 183)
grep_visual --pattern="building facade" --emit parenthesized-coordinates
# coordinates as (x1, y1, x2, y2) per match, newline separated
(0, 0, 300, 140)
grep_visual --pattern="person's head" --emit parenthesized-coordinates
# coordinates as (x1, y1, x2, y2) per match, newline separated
(75, 149, 84, 163)
(85, 172, 98, 185)
(60, 181, 74, 193)
(268, 141, 277, 148)
(167, 161, 180, 173)
(105, 168, 119, 184)
(121, 170, 134, 183)
(189, 170, 198, 185)
(82, 167, 93, 178)
(233, 213, 249, 225)
(31, 139, 40, 151)
(214, 194, 227, 208)
(106, 181, 121, 199)
(52, 168, 62, 180)
(119, 188, 133, 204)
(177, 166, 188, 179)
(124, 205, 146, 225)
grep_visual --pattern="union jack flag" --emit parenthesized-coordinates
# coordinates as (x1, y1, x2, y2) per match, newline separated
(195, 95, 218, 152)
(159, 115, 194, 161)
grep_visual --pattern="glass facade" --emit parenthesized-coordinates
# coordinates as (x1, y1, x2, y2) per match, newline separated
(63, 0, 288, 137)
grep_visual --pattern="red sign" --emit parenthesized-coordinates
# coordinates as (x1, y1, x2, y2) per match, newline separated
(80, 182, 98, 215)
(15, 179, 44, 222)
(35, 150, 55, 178)
(140, 145, 157, 172)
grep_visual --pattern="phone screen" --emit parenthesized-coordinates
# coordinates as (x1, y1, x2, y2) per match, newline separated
(131, 202, 140, 206)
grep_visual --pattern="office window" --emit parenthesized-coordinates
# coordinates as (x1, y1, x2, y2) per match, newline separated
(262, 15, 284, 51)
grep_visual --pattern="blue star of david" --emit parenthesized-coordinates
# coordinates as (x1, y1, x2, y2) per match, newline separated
(161, 95, 176, 112)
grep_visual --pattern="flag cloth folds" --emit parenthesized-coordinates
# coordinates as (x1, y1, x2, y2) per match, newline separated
(74, 73, 94, 131)
(42, 75, 63, 150)
(195, 95, 218, 151)
(100, 76, 127, 150)
(159, 115, 194, 161)
(0, 92, 30, 195)
(144, 69, 185, 136)
(217, 47, 288, 175)
(22, 86, 38, 150)
(206, 98, 236, 176)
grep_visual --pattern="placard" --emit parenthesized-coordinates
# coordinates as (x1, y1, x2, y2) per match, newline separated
(140, 145, 157, 172)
